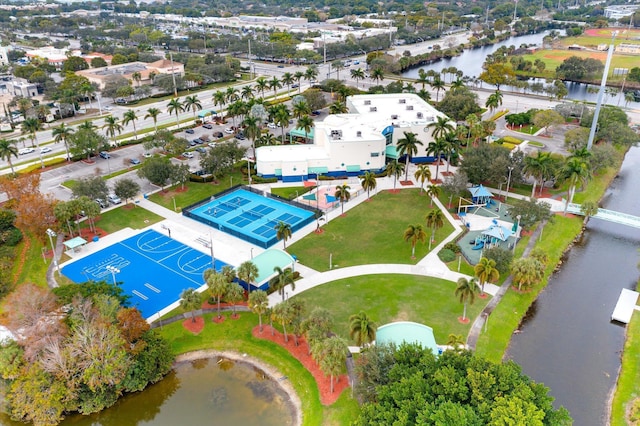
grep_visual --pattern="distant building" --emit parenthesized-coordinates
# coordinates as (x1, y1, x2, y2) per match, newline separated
(0, 46, 8, 66)
(603, 5, 639, 20)
(25, 46, 82, 70)
(76, 59, 184, 89)
(2, 78, 38, 98)
(82, 52, 113, 66)
(256, 93, 453, 182)
(616, 43, 640, 55)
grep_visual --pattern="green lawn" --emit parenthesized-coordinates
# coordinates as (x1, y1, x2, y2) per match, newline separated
(87, 205, 164, 234)
(610, 310, 640, 426)
(293, 274, 489, 345)
(271, 186, 311, 200)
(288, 189, 454, 272)
(158, 312, 334, 426)
(148, 174, 246, 212)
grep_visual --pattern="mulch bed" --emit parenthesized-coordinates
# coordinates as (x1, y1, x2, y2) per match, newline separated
(76, 227, 108, 241)
(458, 317, 470, 324)
(430, 179, 443, 184)
(399, 180, 414, 186)
(212, 316, 226, 324)
(183, 316, 205, 334)
(253, 325, 349, 405)
(440, 171, 454, 177)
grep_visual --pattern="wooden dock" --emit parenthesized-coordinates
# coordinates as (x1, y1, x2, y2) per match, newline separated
(611, 288, 639, 324)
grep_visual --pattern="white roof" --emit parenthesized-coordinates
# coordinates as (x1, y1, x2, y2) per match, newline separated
(317, 113, 386, 141)
(347, 93, 447, 127)
(256, 144, 329, 162)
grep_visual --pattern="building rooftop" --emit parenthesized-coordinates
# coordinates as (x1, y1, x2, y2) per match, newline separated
(347, 93, 445, 128)
(256, 144, 329, 163)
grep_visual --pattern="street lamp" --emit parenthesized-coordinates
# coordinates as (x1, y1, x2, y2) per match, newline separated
(512, 215, 521, 254)
(106, 265, 120, 285)
(250, 247, 254, 259)
(46, 228, 59, 272)
(505, 166, 514, 203)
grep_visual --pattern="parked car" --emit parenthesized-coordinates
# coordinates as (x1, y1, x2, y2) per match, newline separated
(267, 122, 277, 129)
(213, 131, 224, 138)
(291, 83, 299, 88)
(235, 133, 246, 140)
(40, 146, 52, 153)
(208, 142, 217, 148)
(188, 140, 197, 146)
(202, 123, 213, 129)
(195, 147, 207, 154)
(182, 152, 194, 159)
(95, 198, 108, 209)
(107, 194, 122, 205)
(185, 129, 195, 134)
(18, 147, 35, 155)
(143, 152, 152, 158)
(193, 138, 204, 144)
(129, 158, 141, 165)
(99, 151, 111, 159)
(224, 127, 234, 134)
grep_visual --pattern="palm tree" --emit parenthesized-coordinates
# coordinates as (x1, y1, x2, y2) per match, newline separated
(255, 77, 269, 99)
(273, 105, 291, 144)
(523, 151, 553, 198)
(79, 120, 97, 132)
(417, 89, 431, 102)
(241, 85, 254, 100)
(292, 100, 310, 120)
(145, 107, 161, 134)
(348, 311, 377, 347)
(0, 139, 18, 174)
(281, 72, 294, 94)
(297, 115, 314, 143)
(360, 171, 377, 200)
(206, 271, 229, 319)
(226, 283, 244, 317)
(455, 277, 479, 321)
(334, 184, 351, 215)
(580, 201, 599, 225)
(248, 290, 269, 332)
(428, 116, 456, 141)
(294, 71, 305, 93)
(213, 90, 227, 110)
(329, 101, 348, 114)
(275, 221, 292, 249)
(426, 184, 441, 207)
(426, 138, 447, 182)
(425, 209, 444, 249)
(331, 60, 345, 80)
(52, 123, 74, 161)
(441, 131, 460, 174)
(102, 115, 123, 146)
(350, 68, 365, 89)
(268, 76, 281, 98)
(269, 266, 295, 301)
(474, 256, 500, 296)
(403, 224, 427, 258)
(184, 95, 202, 121)
(430, 77, 445, 101)
(417, 68, 429, 89)
(273, 300, 294, 342)
(304, 66, 318, 84)
(243, 115, 260, 184)
(122, 110, 139, 140)
(313, 336, 348, 394)
(385, 160, 405, 190)
(371, 67, 384, 85)
(465, 113, 479, 143)
(21, 117, 41, 148)
(414, 165, 432, 193)
(450, 78, 465, 93)
(256, 132, 279, 147)
(511, 257, 544, 291)
(562, 157, 591, 214)
(396, 131, 423, 182)
(180, 288, 201, 323)
(446, 334, 466, 350)
(132, 71, 142, 87)
(225, 87, 239, 104)
(167, 98, 183, 128)
(237, 260, 259, 296)
(485, 91, 502, 113)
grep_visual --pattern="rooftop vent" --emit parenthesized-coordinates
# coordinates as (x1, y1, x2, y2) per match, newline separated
(406, 105, 414, 111)
(356, 131, 362, 137)
(330, 129, 343, 140)
(364, 100, 371, 105)
(416, 112, 423, 119)
(369, 106, 377, 112)
(399, 98, 406, 104)
(391, 114, 398, 120)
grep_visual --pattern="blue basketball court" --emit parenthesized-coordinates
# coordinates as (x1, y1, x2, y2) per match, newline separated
(61, 229, 230, 319)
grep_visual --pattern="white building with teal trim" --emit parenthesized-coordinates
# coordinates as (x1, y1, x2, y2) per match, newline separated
(255, 93, 453, 182)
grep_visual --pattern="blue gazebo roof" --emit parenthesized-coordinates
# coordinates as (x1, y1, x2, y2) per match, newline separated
(468, 185, 493, 198)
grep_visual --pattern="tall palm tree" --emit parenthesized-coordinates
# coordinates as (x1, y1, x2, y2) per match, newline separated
(273, 104, 291, 144)
(237, 260, 259, 296)
(145, 107, 161, 134)
(523, 151, 553, 198)
(334, 184, 351, 215)
(184, 95, 202, 121)
(455, 277, 479, 321)
(281, 72, 294, 94)
(426, 184, 441, 207)
(225, 87, 239, 104)
(404, 224, 427, 258)
(0, 139, 18, 174)
(350, 68, 365, 89)
(441, 131, 460, 174)
(329, 101, 348, 114)
(511, 257, 544, 291)
(132, 71, 142, 87)
(349, 311, 377, 347)
(385, 160, 405, 190)
(425, 209, 444, 249)
(268, 76, 281, 98)
(396, 131, 423, 182)
(474, 256, 500, 296)
(292, 99, 310, 120)
(241, 85, 254, 100)
(122, 110, 139, 140)
(313, 336, 347, 394)
(275, 221, 292, 249)
(269, 266, 295, 301)
(180, 288, 201, 323)
(485, 91, 502, 113)
(226, 283, 244, 317)
(562, 156, 591, 214)
(417, 89, 431, 102)
(371, 67, 384, 85)
(255, 77, 269, 99)
(304, 66, 318, 84)
(248, 290, 269, 332)
(212, 90, 227, 110)
(273, 300, 294, 342)
(580, 201, 599, 225)
(426, 138, 448, 182)
(206, 271, 230, 319)
(297, 115, 314, 143)
(360, 171, 377, 200)
(465, 113, 479, 142)
(428, 116, 456, 141)
(79, 120, 97, 132)
(294, 71, 305, 93)
(21, 117, 41, 148)
(52, 123, 74, 161)
(102, 115, 123, 146)
(167, 98, 183, 128)
(430, 77, 445, 101)
(331, 60, 345, 80)
(414, 165, 432, 193)
(417, 68, 429, 89)
(450, 78, 465, 93)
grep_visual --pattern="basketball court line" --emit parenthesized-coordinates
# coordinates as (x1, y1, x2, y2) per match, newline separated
(132, 290, 148, 300)
(144, 283, 161, 293)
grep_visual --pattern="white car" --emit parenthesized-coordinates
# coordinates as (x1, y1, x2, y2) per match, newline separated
(143, 152, 152, 158)
(18, 147, 35, 155)
(40, 146, 52, 153)
(182, 152, 194, 159)
(267, 122, 277, 129)
(104, 106, 113, 111)
(107, 194, 122, 205)
(208, 142, 217, 148)
(224, 127, 234, 134)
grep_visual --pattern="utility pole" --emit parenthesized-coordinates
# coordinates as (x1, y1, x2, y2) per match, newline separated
(169, 51, 178, 98)
(248, 38, 253, 79)
(587, 31, 617, 150)
(513, 0, 518, 22)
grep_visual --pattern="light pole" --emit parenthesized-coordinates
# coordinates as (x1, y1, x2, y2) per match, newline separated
(172, 197, 177, 212)
(587, 31, 617, 150)
(512, 215, 521, 254)
(250, 247, 254, 259)
(210, 233, 215, 270)
(46, 228, 59, 272)
(106, 265, 120, 285)
(505, 166, 514, 203)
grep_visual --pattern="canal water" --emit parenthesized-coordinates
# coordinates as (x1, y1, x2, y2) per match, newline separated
(0, 357, 295, 426)
(506, 146, 640, 425)
(401, 31, 640, 108)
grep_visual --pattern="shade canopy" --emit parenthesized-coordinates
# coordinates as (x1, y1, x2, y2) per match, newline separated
(63, 236, 87, 250)
(376, 321, 439, 355)
(481, 223, 513, 242)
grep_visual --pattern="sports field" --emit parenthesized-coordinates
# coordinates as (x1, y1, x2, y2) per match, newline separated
(62, 229, 230, 318)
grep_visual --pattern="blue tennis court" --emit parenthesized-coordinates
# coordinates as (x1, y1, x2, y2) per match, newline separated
(61, 229, 230, 319)
(184, 189, 316, 248)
